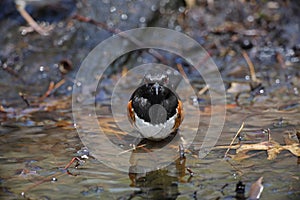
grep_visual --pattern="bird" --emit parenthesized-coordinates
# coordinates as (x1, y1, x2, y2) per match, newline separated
(127, 74, 184, 140)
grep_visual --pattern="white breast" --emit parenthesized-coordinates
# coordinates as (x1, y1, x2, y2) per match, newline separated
(134, 113, 176, 140)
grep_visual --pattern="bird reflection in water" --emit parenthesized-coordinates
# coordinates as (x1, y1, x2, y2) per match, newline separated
(127, 136, 193, 200)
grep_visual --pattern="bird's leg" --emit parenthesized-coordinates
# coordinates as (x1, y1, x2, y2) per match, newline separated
(176, 144, 194, 182)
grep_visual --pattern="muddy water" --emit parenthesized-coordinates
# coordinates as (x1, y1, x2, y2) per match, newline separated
(1, 0, 300, 199)
(0, 96, 299, 199)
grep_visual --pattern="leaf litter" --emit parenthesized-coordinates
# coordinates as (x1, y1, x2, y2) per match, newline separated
(215, 123, 300, 160)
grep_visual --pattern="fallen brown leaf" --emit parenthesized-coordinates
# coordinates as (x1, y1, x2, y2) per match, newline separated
(214, 140, 300, 160)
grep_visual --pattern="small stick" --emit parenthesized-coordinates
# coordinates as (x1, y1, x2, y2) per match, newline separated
(194, 52, 211, 71)
(140, 145, 158, 161)
(266, 128, 271, 143)
(224, 122, 245, 158)
(15, 2, 49, 36)
(64, 157, 84, 170)
(242, 51, 259, 83)
(72, 14, 121, 34)
(1, 63, 25, 83)
(39, 79, 66, 101)
(226, 159, 244, 176)
(220, 183, 229, 195)
(186, 167, 194, 176)
(19, 92, 30, 107)
(276, 52, 287, 69)
(176, 63, 190, 85)
(198, 85, 209, 96)
(21, 172, 65, 198)
(72, 14, 168, 65)
(118, 144, 146, 155)
(53, 79, 66, 90)
(22, 154, 87, 196)
(39, 81, 55, 101)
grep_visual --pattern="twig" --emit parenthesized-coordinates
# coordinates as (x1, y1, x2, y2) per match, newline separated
(64, 157, 85, 170)
(72, 14, 168, 65)
(22, 152, 88, 196)
(186, 167, 194, 176)
(224, 122, 245, 158)
(226, 159, 244, 176)
(220, 183, 229, 195)
(242, 51, 260, 83)
(19, 92, 30, 107)
(72, 14, 121, 34)
(39, 81, 55, 101)
(15, 2, 49, 36)
(53, 79, 66, 90)
(276, 52, 287, 69)
(176, 63, 189, 84)
(266, 128, 271, 143)
(118, 144, 146, 155)
(198, 85, 209, 96)
(39, 79, 66, 101)
(194, 51, 211, 71)
(1, 62, 25, 83)
(21, 172, 65, 198)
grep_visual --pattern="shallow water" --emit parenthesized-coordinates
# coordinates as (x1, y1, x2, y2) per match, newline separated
(0, 98, 299, 199)
(1, 0, 300, 199)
